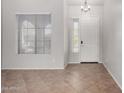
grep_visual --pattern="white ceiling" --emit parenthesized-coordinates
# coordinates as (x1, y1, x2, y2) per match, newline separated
(67, 0, 104, 5)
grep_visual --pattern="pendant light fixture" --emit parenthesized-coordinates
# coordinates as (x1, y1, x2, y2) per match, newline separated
(81, 0, 91, 12)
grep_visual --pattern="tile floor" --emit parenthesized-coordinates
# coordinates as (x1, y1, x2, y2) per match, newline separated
(2, 64, 121, 93)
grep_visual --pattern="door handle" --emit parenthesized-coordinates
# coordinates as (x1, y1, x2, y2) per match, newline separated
(81, 41, 83, 44)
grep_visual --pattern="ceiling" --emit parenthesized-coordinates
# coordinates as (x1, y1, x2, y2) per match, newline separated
(67, 0, 104, 5)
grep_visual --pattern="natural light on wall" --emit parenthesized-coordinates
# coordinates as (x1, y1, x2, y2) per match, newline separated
(73, 19, 79, 53)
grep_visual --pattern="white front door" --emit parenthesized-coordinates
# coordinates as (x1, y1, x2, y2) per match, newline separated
(79, 16, 99, 62)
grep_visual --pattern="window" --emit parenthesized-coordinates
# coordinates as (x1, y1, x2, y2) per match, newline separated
(72, 19, 79, 53)
(17, 14, 51, 54)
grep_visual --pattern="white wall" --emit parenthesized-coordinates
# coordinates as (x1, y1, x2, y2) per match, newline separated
(68, 5, 103, 63)
(2, 0, 65, 69)
(64, 0, 69, 66)
(103, 0, 122, 88)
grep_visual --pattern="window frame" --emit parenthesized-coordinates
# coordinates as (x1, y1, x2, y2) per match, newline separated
(72, 18, 80, 53)
(16, 13, 52, 55)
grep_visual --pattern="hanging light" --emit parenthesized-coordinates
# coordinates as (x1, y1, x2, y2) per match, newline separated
(81, 0, 91, 12)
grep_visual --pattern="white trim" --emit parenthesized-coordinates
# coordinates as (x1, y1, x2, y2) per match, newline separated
(68, 61, 80, 64)
(1, 67, 64, 70)
(67, 3, 104, 6)
(98, 61, 102, 63)
(64, 63, 68, 68)
(69, 61, 101, 64)
(16, 12, 51, 15)
(103, 63, 122, 89)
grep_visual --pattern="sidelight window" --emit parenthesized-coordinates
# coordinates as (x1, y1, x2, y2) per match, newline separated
(72, 19, 79, 53)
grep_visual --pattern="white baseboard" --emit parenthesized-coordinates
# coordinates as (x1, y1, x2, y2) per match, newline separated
(98, 61, 102, 63)
(68, 61, 80, 64)
(103, 63, 122, 89)
(68, 61, 102, 64)
(64, 63, 68, 68)
(1, 67, 65, 70)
